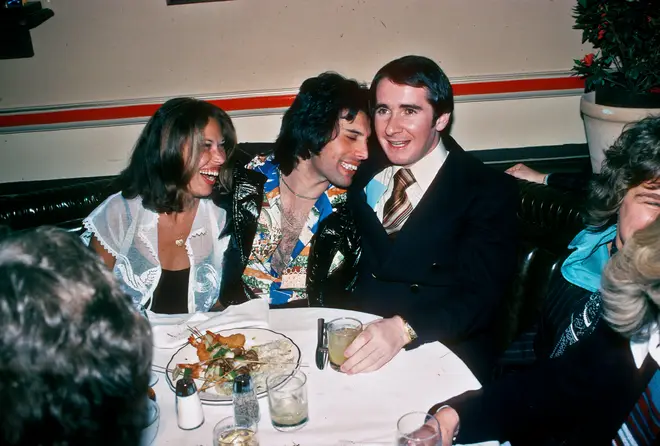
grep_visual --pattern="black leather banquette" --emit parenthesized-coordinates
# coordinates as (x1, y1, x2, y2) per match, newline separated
(0, 142, 587, 355)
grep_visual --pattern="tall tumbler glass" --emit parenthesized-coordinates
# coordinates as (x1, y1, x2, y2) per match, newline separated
(266, 369, 309, 432)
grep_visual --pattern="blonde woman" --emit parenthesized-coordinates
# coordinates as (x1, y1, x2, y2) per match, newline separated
(425, 217, 660, 445)
(602, 216, 660, 445)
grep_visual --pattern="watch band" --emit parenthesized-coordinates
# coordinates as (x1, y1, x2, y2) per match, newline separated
(400, 317, 418, 342)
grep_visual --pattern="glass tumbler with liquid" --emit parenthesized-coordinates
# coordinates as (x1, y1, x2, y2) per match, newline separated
(213, 415, 259, 446)
(326, 317, 363, 372)
(266, 369, 309, 432)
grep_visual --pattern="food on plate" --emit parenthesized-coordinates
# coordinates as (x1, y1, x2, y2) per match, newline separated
(172, 329, 297, 396)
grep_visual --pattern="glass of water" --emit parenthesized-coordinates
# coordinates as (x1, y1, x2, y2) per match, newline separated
(213, 415, 259, 446)
(266, 369, 309, 432)
(396, 411, 441, 446)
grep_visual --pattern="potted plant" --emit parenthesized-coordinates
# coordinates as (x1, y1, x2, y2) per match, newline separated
(571, 0, 660, 172)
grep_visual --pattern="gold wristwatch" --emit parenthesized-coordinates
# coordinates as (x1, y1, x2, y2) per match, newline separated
(400, 317, 418, 343)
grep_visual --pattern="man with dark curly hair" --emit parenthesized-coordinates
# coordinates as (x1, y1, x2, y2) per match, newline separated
(217, 72, 370, 308)
(0, 226, 152, 446)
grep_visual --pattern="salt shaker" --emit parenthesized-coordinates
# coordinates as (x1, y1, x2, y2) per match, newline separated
(233, 374, 260, 423)
(175, 377, 205, 430)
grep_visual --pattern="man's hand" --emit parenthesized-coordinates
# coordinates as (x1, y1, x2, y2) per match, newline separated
(340, 316, 409, 374)
(505, 163, 547, 185)
(433, 407, 460, 446)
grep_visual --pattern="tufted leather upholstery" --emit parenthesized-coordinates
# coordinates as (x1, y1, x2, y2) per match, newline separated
(496, 180, 586, 350)
(0, 145, 587, 354)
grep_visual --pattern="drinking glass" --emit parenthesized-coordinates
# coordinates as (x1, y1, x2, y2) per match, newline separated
(395, 411, 441, 446)
(139, 398, 160, 446)
(327, 317, 362, 372)
(266, 369, 309, 432)
(213, 415, 259, 446)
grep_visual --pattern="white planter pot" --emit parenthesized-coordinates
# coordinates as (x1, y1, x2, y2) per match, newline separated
(580, 91, 660, 173)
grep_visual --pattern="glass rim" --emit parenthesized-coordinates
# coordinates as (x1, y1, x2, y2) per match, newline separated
(326, 316, 363, 330)
(396, 411, 441, 441)
(266, 369, 307, 393)
(213, 414, 259, 432)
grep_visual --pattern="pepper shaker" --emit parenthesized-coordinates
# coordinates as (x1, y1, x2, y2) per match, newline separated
(233, 374, 260, 423)
(175, 377, 205, 430)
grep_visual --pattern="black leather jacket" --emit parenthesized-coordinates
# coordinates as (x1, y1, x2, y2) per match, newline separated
(216, 165, 361, 308)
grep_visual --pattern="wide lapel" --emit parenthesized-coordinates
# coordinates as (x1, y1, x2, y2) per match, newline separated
(347, 157, 392, 261)
(231, 167, 266, 265)
(385, 139, 472, 254)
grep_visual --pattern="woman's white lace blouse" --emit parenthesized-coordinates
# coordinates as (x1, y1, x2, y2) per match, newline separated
(81, 192, 229, 313)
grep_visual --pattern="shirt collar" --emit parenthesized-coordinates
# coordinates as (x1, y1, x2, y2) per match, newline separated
(395, 139, 448, 191)
(630, 323, 660, 369)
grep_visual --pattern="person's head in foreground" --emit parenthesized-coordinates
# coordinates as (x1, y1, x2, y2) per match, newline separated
(0, 226, 152, 446)
(119, 97, 237, 213)
(370, 54, 453, 167)
(585, 114, 660, 248)
(602, 215, 660, 340)
(273, 71, 370, 188)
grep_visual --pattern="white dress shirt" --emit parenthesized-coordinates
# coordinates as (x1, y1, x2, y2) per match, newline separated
(630, 323, 660, 369)
(373, 139, 449, 222)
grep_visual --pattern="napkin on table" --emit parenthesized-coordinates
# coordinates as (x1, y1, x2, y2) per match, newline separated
(149, 299, 270, 349)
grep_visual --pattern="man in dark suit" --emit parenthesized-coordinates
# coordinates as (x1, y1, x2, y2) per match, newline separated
(341, 55, 519, 382)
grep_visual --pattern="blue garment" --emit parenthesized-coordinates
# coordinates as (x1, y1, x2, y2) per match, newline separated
(243, 155, 346, 305)
(549, 225, 618, 357)
(561, 225, 617, 292)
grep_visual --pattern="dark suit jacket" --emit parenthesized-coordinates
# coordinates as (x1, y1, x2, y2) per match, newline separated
(344, 136, 519, 382)
(437, 321, 654, 445)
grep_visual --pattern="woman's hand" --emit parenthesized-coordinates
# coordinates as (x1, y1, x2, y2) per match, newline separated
(505, 163, 547, 185)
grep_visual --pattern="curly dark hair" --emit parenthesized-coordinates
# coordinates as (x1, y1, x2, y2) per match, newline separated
(0, 226, 152, 446)
(273, 72, 369, 175)
(370, 55, 454, 122)
(119, 97, 237, 213)
(585, 115, 660, 229)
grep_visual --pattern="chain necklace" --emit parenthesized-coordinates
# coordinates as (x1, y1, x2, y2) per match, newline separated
(280, 175, 322, 201)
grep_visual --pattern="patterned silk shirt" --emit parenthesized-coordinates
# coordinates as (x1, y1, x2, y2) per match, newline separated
(242, 155, 348, 305)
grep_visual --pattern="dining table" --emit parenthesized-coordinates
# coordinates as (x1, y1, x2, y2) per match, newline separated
(149, 306, 499, 446)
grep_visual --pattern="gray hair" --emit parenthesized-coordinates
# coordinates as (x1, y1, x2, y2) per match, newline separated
(584, 115, 660, 230)
(601, 217, 660, 340)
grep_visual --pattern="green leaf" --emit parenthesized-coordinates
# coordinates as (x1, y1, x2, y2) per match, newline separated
(213, 347, 230, 359)
(628, 68, 640, 80)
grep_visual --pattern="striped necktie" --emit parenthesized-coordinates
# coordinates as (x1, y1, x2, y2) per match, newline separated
(382, 168, 416, 235)
(613, 367, 660, 445)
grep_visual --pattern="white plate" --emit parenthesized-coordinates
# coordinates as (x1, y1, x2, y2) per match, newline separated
(165, 327, 301, 405)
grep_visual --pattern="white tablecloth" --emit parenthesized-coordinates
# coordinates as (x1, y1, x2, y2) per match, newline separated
(150, 307, 498, 446)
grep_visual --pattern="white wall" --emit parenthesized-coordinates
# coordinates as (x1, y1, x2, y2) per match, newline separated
(0, 0, 590, 182)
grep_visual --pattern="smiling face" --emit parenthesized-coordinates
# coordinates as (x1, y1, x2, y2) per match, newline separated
(373, 79, 450, 167)
(309, 110, 370, 188)
(616, 181, 660, 249)
(187, 119, 227, 198)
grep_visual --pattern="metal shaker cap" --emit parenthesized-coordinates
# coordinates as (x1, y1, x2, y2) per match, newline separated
(233, 374, 253, 393)
(175, 377, 197, 397)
